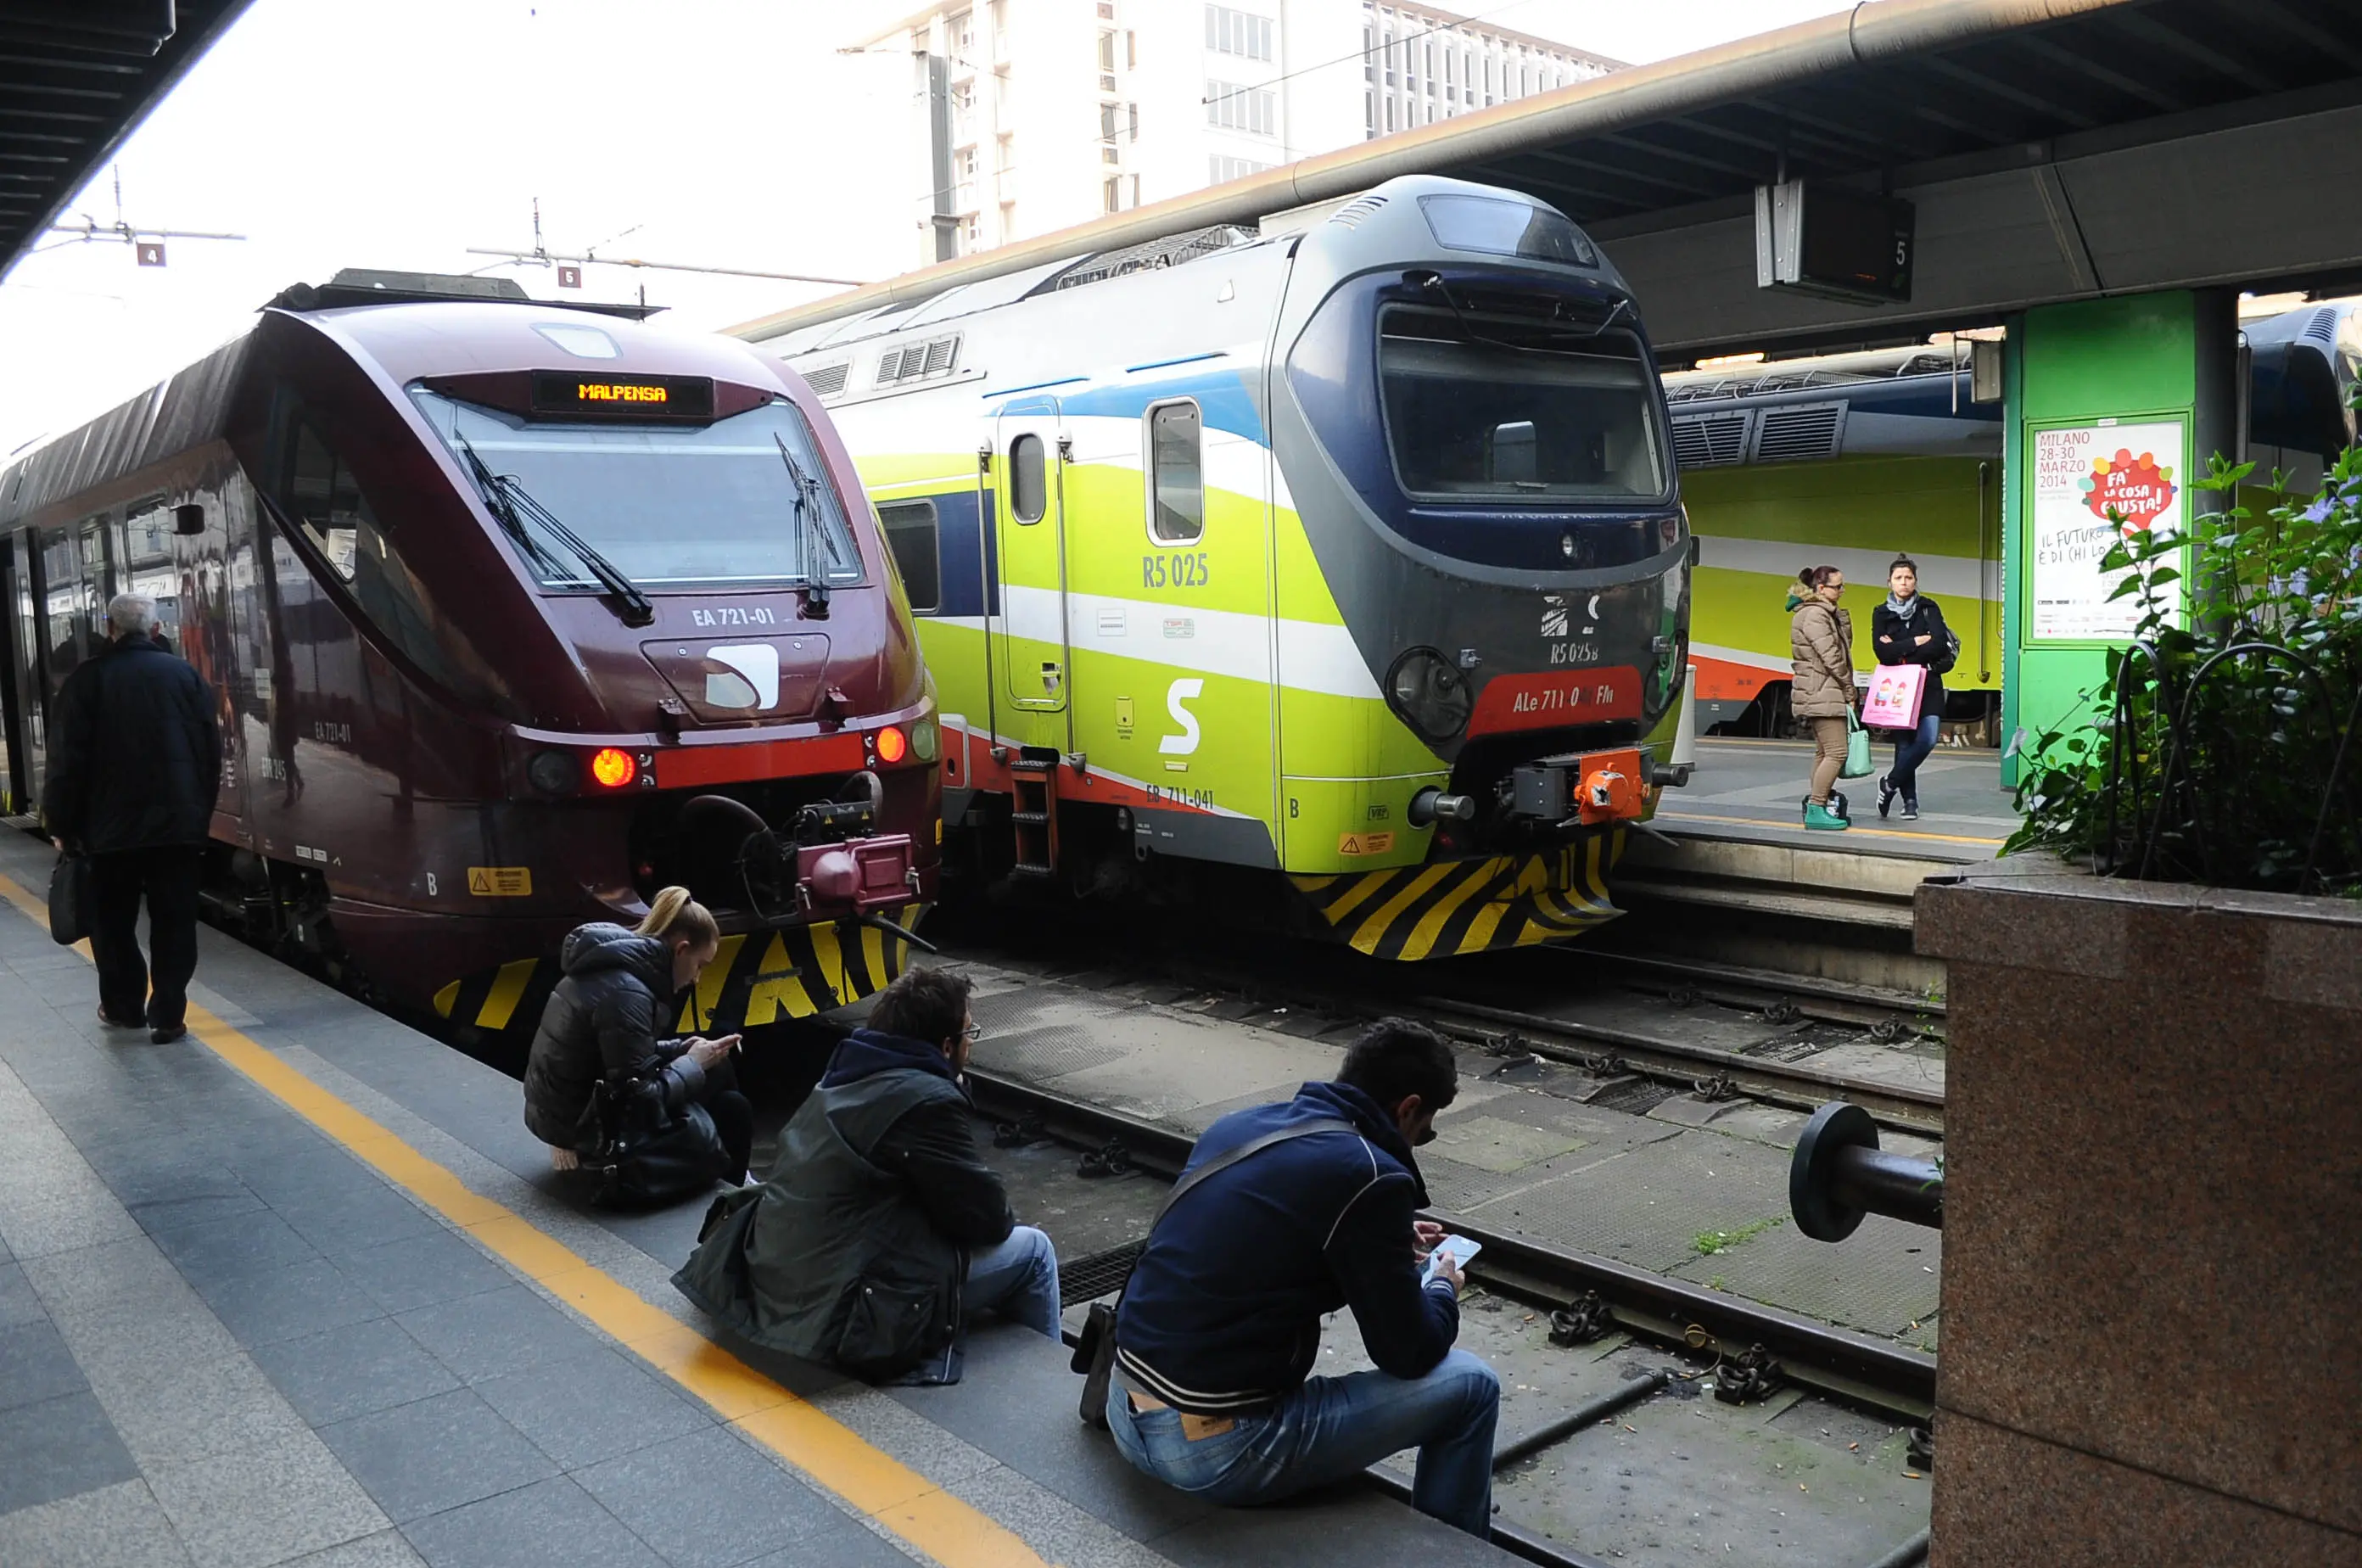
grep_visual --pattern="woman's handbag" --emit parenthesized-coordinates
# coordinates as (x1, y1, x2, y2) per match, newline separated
(585, 1076, 727, 1209)
(48, 852, 92, 946)
(1840, 709, 1877, 779)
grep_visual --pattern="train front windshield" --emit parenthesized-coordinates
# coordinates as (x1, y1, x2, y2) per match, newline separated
(1378, 304, 1669, 502)
(410, 390, 864, 591)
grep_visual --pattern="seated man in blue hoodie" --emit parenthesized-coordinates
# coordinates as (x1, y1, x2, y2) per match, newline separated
(673, 967, 1059, 1383)
(1106, 1019, 1499, 1537)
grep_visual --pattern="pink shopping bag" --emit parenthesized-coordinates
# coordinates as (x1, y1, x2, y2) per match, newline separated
(1861, 664, 1927, 730)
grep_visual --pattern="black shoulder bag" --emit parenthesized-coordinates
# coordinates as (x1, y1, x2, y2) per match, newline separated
(1072, 1117, 1351, 1429)
(48, 851, 92, 946)
(583, 1073, 727, 1210)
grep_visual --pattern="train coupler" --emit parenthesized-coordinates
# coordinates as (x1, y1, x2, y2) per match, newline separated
(1508, 747, 1647, 826)
(1788, 1101, 1944, 1241)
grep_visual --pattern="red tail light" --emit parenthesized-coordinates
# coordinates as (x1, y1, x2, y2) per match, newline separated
(589, 748, 636, 788)
(875, 725, 908, 764)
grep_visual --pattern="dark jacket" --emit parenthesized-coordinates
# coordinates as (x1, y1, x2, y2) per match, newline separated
(1114, 1080, 1458, 1415)
(520, 923, 706, 1152)
(43, 636, 220, 854)
(1870, 596, 1952, 725)
(671, 1028, 1013, 1380)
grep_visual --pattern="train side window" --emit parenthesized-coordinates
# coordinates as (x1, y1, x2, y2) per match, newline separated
(36, 526, 81, 686)
(1147, 400, 1204, 544)
(121, 504, 182, 643)
(1010, 434, 1046, 524)
(876, 500, 941, 613)
(288, 424, 367, 580)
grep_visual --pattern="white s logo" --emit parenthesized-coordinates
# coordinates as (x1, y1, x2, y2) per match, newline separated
(1159, 678, 1203, 755)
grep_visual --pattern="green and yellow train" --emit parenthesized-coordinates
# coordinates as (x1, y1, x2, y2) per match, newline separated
(744, 176, 1693, 958)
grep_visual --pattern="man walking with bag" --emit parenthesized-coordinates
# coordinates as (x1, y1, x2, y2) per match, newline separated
(44, 593, 220, 1044)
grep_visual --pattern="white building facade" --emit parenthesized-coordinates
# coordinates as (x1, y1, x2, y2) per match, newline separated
(865, 1, 1621, 268)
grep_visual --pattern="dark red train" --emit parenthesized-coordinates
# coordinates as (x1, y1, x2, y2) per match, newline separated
(0, 270, 939, 1048)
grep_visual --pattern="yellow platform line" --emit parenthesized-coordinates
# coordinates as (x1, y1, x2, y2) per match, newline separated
(0, 872, 1050, 1568)
(1657, 809, 2006, 848)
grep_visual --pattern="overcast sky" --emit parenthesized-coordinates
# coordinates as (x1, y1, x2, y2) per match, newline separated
(0, 0, 1858, 462)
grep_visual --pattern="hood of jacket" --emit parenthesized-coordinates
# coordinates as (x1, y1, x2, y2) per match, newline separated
(558, 923, 673, 998)
(1294, 1078, 1429, 1207)
(820, 1028, 962, 1091)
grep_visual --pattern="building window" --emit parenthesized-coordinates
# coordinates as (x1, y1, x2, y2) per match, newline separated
(1146, 401, 1204, 545)
(1204, 5, 1273, 61)
(1209, 154, 1274, 182)
(1098, 30, 1116, 73)
(876, 500, 940, 613)
(1128, 102, 1139, 140)
(1206, 79, 1276, 135)
(1364, 26, 1374, 80)
(1127, 30, 1137, 68)
(1385, 96, 1395, 131)
(1104, 176, 1122, 213)
(1100, 103, 1120, 139)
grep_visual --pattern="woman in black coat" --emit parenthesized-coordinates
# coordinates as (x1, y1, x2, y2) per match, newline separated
(520, 886, 753, 1186)
(1869, 555, 1953, 820)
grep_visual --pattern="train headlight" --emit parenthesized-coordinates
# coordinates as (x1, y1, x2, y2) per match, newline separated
(910, 718, 940, 764)
(589, 748, 636, 788)
(876, 725, 909, 764)
(1385, 647, 1473, 745)
(527, 749, 580, 795)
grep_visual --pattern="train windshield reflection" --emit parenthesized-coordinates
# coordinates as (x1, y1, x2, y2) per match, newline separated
(409, 390, 864, 591)
(1378, 305, 1668, 503)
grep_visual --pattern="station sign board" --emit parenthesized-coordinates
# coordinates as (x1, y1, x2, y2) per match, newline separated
(2026, 415, 2188, 642)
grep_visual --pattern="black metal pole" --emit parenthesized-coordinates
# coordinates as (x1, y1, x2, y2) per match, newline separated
(1490, 1369, 1670, 1470)
(1792, 1102, 1943, 1241)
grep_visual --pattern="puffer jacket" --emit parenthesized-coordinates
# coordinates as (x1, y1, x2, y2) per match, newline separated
(1871, 596, 1951, 725)
(520, 924, 705, 1151)
(1790, 598, 1856, 720)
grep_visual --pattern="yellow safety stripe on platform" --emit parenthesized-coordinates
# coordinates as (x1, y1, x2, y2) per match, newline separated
(478, 959, 540, 1033)
(1656, 809, 2006, 847)
(0, 873, 1051, 1568)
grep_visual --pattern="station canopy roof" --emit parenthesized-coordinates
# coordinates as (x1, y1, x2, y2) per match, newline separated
(734, 0, 2362, 360)
(0, 1, 255, 278)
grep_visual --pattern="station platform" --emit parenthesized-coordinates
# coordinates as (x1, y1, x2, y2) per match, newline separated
(1658, 738, 2015, 862)
(0, 828, 1508, 1568)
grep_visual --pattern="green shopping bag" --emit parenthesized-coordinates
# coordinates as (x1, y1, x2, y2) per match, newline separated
(1840, 709, 1875, 779)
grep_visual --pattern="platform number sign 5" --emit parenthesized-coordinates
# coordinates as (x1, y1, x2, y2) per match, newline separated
(1159, 678, 1204, 756)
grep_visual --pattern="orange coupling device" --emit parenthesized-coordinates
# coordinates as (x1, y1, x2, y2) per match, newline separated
(1576, 748, 1645, 825)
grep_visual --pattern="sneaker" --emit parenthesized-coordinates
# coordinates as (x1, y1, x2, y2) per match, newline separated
(1804, 801, 1850, 832)
(1828, 789, 1850, 821)
(1900, 793, 1921, 821)
(1877, 775, 1897, 819)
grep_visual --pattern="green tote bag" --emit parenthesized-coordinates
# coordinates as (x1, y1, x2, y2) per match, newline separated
(1840, 709, 1876, 779)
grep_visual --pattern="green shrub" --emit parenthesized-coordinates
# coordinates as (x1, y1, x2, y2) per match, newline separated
(2006, 434, 2362, 894)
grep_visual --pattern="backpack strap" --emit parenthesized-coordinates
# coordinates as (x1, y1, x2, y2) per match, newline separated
(1151, 1117, 1354, 1229)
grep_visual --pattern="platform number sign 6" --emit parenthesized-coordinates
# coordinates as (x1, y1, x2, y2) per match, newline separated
(1159, 678, 1204, 756)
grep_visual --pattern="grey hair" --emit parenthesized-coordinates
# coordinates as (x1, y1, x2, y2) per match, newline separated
(106, 593, 157, 637)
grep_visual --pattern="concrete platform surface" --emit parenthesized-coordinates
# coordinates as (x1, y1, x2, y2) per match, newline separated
(0, 826, 1508, 1568)
(1658, 739, 2015, 862)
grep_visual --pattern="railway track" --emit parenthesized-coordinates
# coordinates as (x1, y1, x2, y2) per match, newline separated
(935, 909, 1948, 1138)
(972, 1069, 1936, 1568)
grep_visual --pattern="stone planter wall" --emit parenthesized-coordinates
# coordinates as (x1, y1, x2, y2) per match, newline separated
(1916, 856, 2361, 1565)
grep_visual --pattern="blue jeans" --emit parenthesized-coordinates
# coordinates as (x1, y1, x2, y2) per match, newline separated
(1890, 712, 1942, 793)
(964, 1225, 1060, 1340)
(1106, 1348, 1501, 1538)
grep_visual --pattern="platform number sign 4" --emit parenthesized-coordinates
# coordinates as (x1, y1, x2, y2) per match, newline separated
(1159, 678, 1203, 755)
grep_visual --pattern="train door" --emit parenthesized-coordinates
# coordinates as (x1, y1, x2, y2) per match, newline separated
(0, 539, 25, 814)
(991, 400, 1072, 730)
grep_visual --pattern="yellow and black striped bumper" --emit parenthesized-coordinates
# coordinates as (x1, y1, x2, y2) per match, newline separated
(1290, 837, 1624, 960)
(432, 908, 931, 1035)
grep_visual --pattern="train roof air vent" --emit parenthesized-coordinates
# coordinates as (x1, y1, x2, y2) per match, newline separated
(2301, 306, 2339, 348)
(921, 336, 958, 376)
(803, 362, 850, 397)
(1670, 410, 1752, 469)
(874, 348, 905, 386)
(874, 335, 960, 389)
(1750, 401, 1848, 463)
(1328, 193, 1390, 230)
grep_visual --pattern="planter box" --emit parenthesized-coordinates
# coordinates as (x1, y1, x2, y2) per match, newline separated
(1916, 855, 2362, 1564)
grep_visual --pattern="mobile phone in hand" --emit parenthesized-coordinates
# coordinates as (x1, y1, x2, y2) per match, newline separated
(1422, 1235, 1480, 1283)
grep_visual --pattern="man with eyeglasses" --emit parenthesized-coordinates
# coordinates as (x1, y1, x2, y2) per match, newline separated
(674, 967, 1059, 1384)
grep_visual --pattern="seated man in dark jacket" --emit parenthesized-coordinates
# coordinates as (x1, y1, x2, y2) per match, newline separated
(1107, 1019, 1498, 1538)
(672, 967, 1058, 1383)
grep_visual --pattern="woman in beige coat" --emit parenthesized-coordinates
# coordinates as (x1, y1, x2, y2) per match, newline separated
(1789, 564, 1857, 831)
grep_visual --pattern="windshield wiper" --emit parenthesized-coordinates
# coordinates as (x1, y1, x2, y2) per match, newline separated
(773, 434, 839, 618)
(454, 433, 655, 628)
